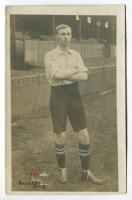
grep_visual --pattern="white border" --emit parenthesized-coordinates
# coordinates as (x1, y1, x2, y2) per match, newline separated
(0, 0, 131, 199)
(116, 6, 126, 193)
(6, 4, 126, 195)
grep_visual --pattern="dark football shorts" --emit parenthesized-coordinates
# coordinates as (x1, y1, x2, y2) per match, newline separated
(50, 83, 87, 133)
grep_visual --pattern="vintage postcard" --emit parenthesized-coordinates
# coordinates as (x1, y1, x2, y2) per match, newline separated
(5, 5, 126, 194)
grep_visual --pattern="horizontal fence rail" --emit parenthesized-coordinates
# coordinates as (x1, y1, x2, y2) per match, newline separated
(11, 65, 116, 122)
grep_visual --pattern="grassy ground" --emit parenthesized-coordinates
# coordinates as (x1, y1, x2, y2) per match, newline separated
(11, 90, 118, 193)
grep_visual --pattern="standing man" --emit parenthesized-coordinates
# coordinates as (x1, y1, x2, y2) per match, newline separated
(44, 24, 103, 184)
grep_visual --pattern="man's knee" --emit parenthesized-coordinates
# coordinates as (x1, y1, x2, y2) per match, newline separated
(77, 129, 89, 145)
(54, 132, 66, 145)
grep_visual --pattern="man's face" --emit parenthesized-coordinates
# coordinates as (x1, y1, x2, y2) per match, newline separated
(56, 27, 72, 47)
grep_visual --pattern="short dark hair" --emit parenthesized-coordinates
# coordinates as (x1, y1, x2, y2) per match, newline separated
(55, 24, 71, 34)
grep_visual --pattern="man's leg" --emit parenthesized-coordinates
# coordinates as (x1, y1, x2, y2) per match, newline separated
(77, 128, 91, 172)
(54, 132, 66, 169)
(50, 86, 68, 183)
(77, 128, 103, 184)
(67, 84, 103, 184)
(54, 132, 67, 183)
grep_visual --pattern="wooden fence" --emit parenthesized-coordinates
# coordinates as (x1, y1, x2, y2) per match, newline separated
(11, 65, 116, 122)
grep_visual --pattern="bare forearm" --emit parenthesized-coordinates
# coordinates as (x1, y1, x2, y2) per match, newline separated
(69, 72, 88, 81)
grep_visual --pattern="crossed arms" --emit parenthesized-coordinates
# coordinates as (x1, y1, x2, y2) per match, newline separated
(53, 67, 88, 81)
(45, 53, 88, 82)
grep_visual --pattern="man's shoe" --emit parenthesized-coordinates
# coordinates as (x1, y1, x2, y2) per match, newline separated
(81, 170, 103, 185)
(58, 168, 67, 184)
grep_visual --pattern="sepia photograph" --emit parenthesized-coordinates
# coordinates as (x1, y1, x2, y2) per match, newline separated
(5, 5, 126, 194)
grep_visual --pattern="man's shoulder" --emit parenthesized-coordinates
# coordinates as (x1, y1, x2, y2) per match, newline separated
(45, 48, 57, 57)
(70, 48, 81, 56)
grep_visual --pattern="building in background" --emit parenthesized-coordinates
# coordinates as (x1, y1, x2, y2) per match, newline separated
(10, 15, 116, 69)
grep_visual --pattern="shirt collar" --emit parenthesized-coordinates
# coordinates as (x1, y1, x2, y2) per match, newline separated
(55, 45, 72, 56)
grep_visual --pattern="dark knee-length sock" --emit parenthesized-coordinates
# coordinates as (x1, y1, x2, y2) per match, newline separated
(55, 143, 66, 168)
